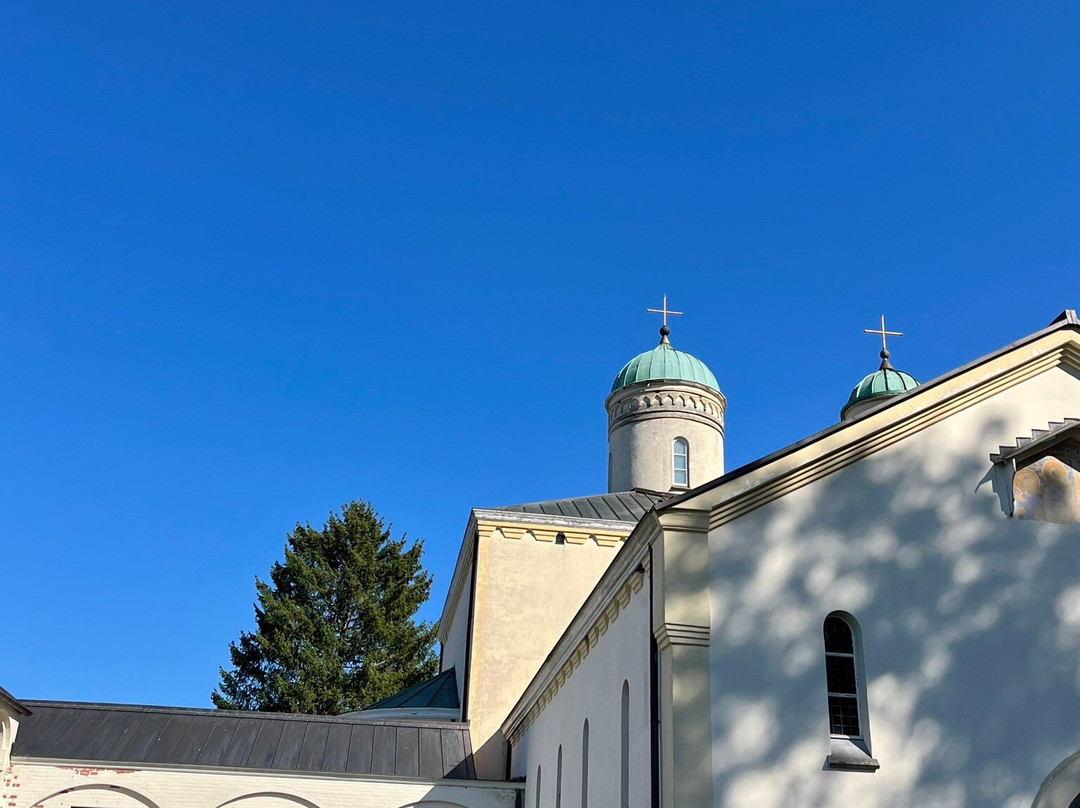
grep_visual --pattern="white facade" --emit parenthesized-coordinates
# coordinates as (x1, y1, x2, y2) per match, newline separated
(7, 759, 520, 808)
(707, 362, 1080, 808)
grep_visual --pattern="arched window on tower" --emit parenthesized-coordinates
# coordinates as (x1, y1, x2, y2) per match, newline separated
(673, 438, 690, 488)
(823, 612, 879, 770)
(535, 764, 542, 808)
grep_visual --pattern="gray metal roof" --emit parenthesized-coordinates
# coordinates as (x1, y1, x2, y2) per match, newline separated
(365, 668, 458, 711)
(498, 489, 669, 523)
(14, 701, 476, 780)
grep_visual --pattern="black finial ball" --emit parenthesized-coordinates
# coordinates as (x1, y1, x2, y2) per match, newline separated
(880, 349, 890, 359)
(660, 325, 671, 337)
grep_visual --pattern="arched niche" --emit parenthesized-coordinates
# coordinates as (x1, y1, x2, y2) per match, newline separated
(214, 793, 322, 808)
(29, 784, 162, 808)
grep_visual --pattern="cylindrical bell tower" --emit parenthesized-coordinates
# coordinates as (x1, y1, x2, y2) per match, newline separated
(606, 323, 726, 494)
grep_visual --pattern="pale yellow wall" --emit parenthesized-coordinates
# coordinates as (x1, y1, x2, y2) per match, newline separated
(5, 760, 520, 808)
(466, 519, 631, 780)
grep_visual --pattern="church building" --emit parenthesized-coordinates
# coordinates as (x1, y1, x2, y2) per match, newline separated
(6, 306, 1080, 808)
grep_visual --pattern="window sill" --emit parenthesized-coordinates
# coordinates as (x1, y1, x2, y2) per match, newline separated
(826, 738, 879, 771)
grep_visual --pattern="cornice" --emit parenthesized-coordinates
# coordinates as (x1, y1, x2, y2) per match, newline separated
(477, 517, 632, 548)
(654, 621, 709, 651)
(656, 507, 710, 532)
(607, 384, 726, 434)
(605, 379, 728, 411)
(472, 508, 636, 534)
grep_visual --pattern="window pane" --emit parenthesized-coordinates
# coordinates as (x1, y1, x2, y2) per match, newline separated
(674, 467, 688, 486)
(823, 616, 854, 654)
(828, 695, 861, 736)
(825, 655, 857, 695)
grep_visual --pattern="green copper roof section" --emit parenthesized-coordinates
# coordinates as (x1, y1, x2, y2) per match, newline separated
(611, 330, 719, 393)
(840, 362, 920, 419)
(363, 668, 459, 711)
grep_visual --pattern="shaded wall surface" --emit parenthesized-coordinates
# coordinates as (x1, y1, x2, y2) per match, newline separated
(709, 365, 1080, 808)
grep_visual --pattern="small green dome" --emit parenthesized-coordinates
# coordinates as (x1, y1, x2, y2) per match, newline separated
(841, 365, 919, 420)
(611, 334, 719, 394)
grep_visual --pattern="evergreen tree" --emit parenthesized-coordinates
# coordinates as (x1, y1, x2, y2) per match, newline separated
(212, 500, 438, 713)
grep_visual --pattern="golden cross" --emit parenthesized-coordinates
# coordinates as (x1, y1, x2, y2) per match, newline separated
(647, 295, 684, 327)
(864, 314, 903, 353)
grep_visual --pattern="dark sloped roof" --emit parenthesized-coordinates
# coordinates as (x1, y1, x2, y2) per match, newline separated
(498, 489, 669, 523)
(14, 701, 475, 780)
(365, 669, 458, 711)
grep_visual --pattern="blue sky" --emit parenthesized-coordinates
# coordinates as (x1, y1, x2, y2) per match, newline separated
(3, 1, 1079, 707)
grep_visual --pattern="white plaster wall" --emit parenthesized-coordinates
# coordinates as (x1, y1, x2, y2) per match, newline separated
(4, 761, 520, 808)
(468, 532, 624, 779)
(510, 571, 651, 808)
(708, 365, 1080, 808)
(441, 562, 473, 711)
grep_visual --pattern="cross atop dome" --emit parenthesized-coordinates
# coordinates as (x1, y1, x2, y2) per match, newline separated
(842, 314, 919, 421)
(863, 314, 903, 369)
(647, 295, 683, 343)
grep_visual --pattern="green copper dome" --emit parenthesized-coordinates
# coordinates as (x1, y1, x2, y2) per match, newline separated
(840, 354, 919, 420)
(611, 330, 719, 394)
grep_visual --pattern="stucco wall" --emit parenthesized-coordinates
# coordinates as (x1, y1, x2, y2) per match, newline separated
(4, 760, 520, 808)
(510, 568, 652, 808)
(607, 382, 725, 494)
(468, 529, 625, 779)
(708, 365, 1080, 808)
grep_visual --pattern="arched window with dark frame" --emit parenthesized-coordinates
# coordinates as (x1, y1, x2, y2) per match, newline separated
(673, 438, 689, 488)
(823, 613, 862, 738)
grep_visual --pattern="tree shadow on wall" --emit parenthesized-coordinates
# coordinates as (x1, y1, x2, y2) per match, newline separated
(708, 413, 1080, 808)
